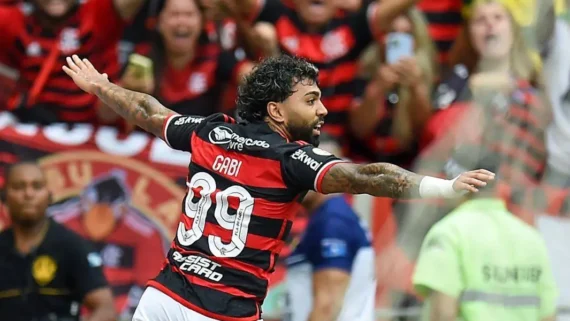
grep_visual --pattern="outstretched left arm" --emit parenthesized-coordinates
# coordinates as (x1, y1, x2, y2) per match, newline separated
(93, 81, 174, 138)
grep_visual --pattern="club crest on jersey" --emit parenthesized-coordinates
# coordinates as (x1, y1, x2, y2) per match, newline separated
(188, 73, 207, 94)
(208, 126, 270, 151)
(59, 28, 80, 54)
(26, 42, 42, 57)
(321, 31, 347, 60)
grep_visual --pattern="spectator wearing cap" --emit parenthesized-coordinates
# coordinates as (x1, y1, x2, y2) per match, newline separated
(0, 161, 115, 321)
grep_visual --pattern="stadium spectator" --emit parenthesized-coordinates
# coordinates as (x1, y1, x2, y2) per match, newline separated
(48, 171, 167, 319)
(226, 0, 421, 143)
(0, 0, 147, 125)
(413, 174, 558, 321)
(348, 8, 437, 165)
(118, 0, 253, 118)
(285, 135, 376, 321)
(392, 1, 551, 310)
(418, 0, 540, 69)
(423, 0, 548, 186)
(0, 161, 116, 321)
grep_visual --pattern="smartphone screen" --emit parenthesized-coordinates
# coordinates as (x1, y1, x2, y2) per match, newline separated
(385, 32, 414, 64)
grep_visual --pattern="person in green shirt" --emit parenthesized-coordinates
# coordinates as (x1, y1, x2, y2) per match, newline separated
(413, 176, 558, 321)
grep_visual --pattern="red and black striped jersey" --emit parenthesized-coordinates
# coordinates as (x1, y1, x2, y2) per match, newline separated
(157, 38, 247, 116)
(420, 78, 548, 185)
(0, 0, 124, 123)
(147, 113, 345, 321)
(250, 0, 381, 140)
(417, 0, 463, 65)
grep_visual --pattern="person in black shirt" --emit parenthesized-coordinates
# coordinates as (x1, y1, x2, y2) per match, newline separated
(0, 161, 116, 321)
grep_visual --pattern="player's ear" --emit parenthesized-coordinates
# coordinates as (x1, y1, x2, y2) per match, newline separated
(267, 101, 286, 123)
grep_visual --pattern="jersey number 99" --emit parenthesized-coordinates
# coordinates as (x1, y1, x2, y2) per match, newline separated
(177, 172, 254, 257)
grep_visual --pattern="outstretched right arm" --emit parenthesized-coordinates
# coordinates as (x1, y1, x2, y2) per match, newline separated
(63, 55, 176, 140)
(320, 162, 493, 199)
(282, 145, 494, 199)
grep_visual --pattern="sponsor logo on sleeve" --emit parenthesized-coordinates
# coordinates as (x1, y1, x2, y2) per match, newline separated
(292, 149, 322, 171)
(208, 126, 270, 151)
(174, 116, 204, 126)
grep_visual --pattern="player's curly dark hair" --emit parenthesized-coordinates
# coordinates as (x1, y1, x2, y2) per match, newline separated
(236, 55, 319, 122)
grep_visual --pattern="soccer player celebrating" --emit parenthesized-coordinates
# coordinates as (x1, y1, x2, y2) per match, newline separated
(63, 54, 494, 321)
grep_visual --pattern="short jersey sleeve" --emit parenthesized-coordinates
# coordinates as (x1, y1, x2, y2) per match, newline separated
(306, 217, 358, 272)
(162, 114, 206, 152)
(67, 238, 108, 300)
(413, 224, 464, 298)
(281, 144, 345, 193)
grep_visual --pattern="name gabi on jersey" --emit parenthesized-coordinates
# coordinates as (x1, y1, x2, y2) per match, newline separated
(172, 251, 223, 282)
(174, 116, 204, 126)
(212, 155, 242, 177)
(292, 149, 322, 171)
(209, 126, 270, 151)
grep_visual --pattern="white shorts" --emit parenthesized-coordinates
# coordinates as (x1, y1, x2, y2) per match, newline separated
(132, 286, 263, 321)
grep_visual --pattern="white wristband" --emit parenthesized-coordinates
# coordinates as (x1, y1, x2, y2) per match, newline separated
(418, 176, 462, 199)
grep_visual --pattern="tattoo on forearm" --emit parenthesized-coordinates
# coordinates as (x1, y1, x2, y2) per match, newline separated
(323, 163, 423, 198)
(94, 82, 173, 138)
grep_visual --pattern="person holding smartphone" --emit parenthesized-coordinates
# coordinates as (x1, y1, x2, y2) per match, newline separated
(349, 9, 437, 166)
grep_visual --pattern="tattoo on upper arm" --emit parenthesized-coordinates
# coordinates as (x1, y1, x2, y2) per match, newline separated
(321, 162, 423, 198)
(95, 83, 174, 138)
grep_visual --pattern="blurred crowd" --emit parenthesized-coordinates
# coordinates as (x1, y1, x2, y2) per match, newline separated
(1, 0, 570, 319)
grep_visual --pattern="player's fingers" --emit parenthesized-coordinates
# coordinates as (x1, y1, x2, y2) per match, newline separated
(464, 171, 494, 181)
(459, 182, 479, 193)
(461, 177, 487, 187)
(62, 65, 76, 76)
(474, 169, 495, 177)
(66, 56, 80, 72)
(72, 55, 87, 69)
(83, 58, 95, 70)
(102, 73, 108, 79)
(472, 172, 495, 182)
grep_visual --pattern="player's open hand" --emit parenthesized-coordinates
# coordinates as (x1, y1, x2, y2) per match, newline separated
(452, 169, 495, 193)
(62, 55, 109, 95)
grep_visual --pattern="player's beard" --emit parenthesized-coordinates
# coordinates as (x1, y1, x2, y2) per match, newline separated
(286, 118, 321, 147)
